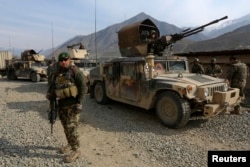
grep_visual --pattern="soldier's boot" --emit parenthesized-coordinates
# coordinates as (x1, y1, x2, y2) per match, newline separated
(64, 149, 81, 163)
(59, 145, 72, 154)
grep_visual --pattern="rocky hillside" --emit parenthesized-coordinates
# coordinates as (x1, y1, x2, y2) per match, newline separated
(49, 12, 250, 59)
(180, 24, 250, 52)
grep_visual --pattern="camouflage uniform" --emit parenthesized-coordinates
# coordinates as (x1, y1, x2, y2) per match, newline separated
(192, 63, 205, 74)
(226, 61, 247, 97)
(48, 62, 86, 151)
(205, 64, 223, 77)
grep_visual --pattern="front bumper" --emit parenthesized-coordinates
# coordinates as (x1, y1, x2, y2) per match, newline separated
(204, 88, 240, 117)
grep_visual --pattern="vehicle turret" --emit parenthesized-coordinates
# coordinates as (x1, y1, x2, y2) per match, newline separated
(21, 49, 45, 62)
(118, 16, 228, 57)
(67, 43, 89, 59)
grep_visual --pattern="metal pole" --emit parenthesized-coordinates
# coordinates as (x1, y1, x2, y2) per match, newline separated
(95, 0, 97, 64)
(51, 23, 55, 60)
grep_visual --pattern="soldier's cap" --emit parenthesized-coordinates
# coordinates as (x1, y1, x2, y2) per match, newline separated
(58, 52, 70, 61)
(193, 58, 199, 62)
(211, 58, 216, 62)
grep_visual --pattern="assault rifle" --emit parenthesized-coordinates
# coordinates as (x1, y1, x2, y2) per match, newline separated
(49, 97, 58, 135)
(153, 16, 228, 54)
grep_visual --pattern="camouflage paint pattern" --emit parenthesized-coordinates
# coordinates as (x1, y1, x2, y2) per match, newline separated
(205, 64, 223, 77)
(226, 61, 248, 97)
(59, 104, 80, 151)
(7, 60, 47, 82)
(191, 63, 205, 74)
(89, 55, 241, 116)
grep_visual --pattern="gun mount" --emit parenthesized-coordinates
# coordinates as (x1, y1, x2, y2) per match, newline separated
(118, 16, 228, 57)
(21, 49, 46, 62)
(67, 43, 88, 59)
(67, 43, 85, 49)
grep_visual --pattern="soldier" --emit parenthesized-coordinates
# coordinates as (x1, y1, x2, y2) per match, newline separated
(79, 43, 85, 49)
(205, 58, 223, 77)
(46, 52, 86, 163)
(146, 30, 158, 54)
(226, 55, 247, 99)
(191, 58, 205, 74)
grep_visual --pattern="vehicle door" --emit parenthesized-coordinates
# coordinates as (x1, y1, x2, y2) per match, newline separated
(13, 62, 22, 76)
(119, 62, 140, 101)
(19, 62, 30, 78)
(104, 62, 120, 98)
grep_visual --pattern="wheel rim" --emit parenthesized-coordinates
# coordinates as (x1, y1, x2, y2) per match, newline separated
(10, 71, 16, 80)
(158, 98, 178, 122)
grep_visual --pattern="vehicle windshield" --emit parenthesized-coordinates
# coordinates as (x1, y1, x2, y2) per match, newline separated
(168, 61, 186, 71)
(153, 60, 187, 73)
(32, 62, 47, 67)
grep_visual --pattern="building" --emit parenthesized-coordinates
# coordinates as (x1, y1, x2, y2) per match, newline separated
(176, 49, 250, 89)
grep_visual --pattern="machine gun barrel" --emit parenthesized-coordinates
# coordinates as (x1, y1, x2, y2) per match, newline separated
(164, 16, 228, 44)
(67, 43, 82, 49)
(181, 16, 228, 38)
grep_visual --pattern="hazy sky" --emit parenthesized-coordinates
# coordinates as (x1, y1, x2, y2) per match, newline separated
(0, 0, 249, 51)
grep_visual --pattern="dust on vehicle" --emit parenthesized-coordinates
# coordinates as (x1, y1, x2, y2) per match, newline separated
(89, 16, 241, 128)
(6, 49, 48, 82)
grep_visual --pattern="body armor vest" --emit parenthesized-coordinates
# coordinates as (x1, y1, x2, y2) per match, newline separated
(54, 69, 78, 99)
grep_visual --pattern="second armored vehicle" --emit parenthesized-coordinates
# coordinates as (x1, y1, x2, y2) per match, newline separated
(7, 49, 48, 82)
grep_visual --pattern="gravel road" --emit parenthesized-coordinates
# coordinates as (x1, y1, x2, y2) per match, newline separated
(0, 77, 249, 167)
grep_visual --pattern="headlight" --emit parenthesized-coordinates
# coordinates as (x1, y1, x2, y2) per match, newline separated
(204, 88, 209, 96)
(223, 83, 229, 92)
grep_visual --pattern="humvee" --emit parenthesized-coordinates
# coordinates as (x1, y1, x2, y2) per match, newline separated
(67, 43, 97, 93)
(7, 49, 47, 82)
(47, 43, 97, 93)
(89, 17, 241, 128)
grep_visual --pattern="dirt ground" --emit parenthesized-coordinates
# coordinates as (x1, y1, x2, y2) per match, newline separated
(1, 77, 249, 167)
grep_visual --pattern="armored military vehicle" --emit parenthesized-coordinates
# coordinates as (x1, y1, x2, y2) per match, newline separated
(7, 49, 48, 82)
(67, 43, 97, 93)
(88, 17, 241, 128)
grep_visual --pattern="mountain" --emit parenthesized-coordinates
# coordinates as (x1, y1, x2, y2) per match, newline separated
(50, 12, 250, 59)
(50, 12, 206, 59)
(179, 24, 250, 52)
(204, 14, 250, 38)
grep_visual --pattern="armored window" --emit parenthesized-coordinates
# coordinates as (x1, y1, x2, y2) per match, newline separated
(121, 62, 135, 77)
(169, 61, 186, 71)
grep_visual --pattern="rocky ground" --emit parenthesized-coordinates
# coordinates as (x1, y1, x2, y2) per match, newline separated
(0, 77, 249, 167)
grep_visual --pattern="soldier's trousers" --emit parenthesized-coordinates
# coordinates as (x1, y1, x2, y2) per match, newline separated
(231, 80, 246, 98)
(59, 104, 80, 151)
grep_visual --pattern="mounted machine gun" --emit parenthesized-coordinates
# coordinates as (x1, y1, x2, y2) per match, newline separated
(156, 16, 228, 52)
(118, 16, 228, 57)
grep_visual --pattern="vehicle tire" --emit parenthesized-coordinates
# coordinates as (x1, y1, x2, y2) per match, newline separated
(156, 91, 191, 129)
(94, 81, 109, 104)
(7, 70, 17, 80)
(89, 85, 94, 99)
(30, 72, 41, 82)
(232, 105, 241, 114)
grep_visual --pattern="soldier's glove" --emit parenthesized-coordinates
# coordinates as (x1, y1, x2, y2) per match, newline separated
(75, 103, 83, 114)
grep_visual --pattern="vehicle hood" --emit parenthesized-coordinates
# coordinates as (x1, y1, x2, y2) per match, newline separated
(154, 73, 225, 87)
(32, 66, 47, 71)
